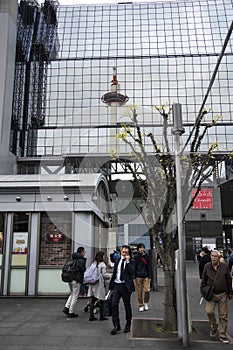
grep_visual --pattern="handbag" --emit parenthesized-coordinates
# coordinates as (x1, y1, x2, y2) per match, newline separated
(103, 290, 113, 317)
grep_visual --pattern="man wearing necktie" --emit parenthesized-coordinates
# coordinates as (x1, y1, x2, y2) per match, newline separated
(109, 245, 135, 335)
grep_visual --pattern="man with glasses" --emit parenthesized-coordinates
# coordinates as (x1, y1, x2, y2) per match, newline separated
(200, 249, 232, 344)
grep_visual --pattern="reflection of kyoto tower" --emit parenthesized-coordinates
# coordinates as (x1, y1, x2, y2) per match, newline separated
(101, 68, 128, 257)
(101, 67, 129, 154)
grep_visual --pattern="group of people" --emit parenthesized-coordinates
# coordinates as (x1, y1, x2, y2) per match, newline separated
(199, 247, 233, 344)
(62, 243, 152, 335)
(62, 244, 233, 343)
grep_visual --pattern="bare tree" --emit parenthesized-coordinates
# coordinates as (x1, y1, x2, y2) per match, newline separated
(115, 104, 232, 331)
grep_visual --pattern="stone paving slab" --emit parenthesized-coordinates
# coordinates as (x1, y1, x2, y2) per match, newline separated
(0, 262, 232, 349)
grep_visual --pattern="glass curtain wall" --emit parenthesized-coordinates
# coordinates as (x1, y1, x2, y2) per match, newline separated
(13, 0, 233, 158)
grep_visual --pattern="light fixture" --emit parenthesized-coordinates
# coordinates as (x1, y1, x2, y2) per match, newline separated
(16, 196, 22, 202)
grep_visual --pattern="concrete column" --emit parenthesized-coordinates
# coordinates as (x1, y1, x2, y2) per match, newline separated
(73, 212, 94, 265)
(28, 212, 39, 296)
(124, 223, 129, 245)
(0, 0, 17, 173)
(3, 213, 13, 295)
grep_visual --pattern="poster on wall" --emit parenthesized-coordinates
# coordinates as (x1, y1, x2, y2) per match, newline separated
(12, 232, 28, 254)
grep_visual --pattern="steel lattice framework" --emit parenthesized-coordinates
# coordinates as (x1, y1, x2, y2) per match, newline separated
(11, 0, 233, 182)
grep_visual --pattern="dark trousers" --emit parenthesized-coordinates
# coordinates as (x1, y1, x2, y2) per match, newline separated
(111, 283, 132, 327)
(90, 296, 104, 319)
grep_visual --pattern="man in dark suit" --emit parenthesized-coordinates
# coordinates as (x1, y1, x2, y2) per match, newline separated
(109, 244, 135, 335)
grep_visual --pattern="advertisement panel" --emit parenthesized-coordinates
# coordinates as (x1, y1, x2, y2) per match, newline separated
(192, 189, 213, 209)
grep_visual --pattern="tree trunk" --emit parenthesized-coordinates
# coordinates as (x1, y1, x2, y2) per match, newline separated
(162, 269, 177, 331)
(149, 247, 158, 291)
(150, 224, 177, 332)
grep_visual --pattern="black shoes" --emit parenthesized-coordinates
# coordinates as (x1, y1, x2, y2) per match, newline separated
(110, 324, 128, 335)
(99, 317, 108, 321)
(110, 325, 121, 335)
(89, 315, 98, 321)
(62, 307, 69, 315)
(68, 313, 79, 318)
(63, 307, 78, 318)
(124, 325, 131, 333)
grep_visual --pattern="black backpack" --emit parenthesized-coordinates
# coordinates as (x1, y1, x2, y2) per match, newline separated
(61, 259, 77, 283)
(110, 253, 115, 263)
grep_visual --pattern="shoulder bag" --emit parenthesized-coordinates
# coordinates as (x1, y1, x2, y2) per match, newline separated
(202, 265, 220, 301)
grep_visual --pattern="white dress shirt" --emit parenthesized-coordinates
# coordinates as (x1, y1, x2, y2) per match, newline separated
(115, 258, 126, 283)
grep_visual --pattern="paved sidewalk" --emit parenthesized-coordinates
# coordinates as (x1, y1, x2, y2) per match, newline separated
(0, 262, 232, 350)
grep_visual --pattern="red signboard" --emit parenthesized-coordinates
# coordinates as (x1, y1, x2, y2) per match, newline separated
(47, 232, 66, 243)
(192, 189, 213, 209)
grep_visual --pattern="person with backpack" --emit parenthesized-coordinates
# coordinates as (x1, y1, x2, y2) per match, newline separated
(109, 248, 120, 267)
(86, 250, 111, 321)
(134, 243, 152, 311)
(63, 246, 86, 318)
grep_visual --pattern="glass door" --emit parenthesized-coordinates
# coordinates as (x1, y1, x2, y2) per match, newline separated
(9, 212, 30, 295)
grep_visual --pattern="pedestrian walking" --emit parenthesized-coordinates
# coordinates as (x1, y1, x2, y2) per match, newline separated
(229, 254, 233, 273)
(109, 245, 135, 335)
(134, 243, 152, 311)
(226, 248, 233, 264)
(63, 246, 86, 318)
(198, 246, 211, 279)
(87, 250, 111, 321)
(200, 249, 233, 343)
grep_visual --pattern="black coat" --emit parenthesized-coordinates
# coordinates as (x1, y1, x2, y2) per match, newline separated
(229, 256, 233, 271)
(199, 254, 211, 279)
(134, 251, 152, 279)
(72, 252, 86, 283)
(109, 257, 135, 293)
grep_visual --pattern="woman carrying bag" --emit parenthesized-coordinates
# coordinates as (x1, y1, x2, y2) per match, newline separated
(87, 251, 111, 321)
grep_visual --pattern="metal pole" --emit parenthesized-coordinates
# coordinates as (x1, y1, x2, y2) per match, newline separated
(172, 103, 189, 347)
(175, 250, 182, 339)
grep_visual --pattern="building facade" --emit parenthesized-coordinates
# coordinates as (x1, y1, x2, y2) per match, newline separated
(0, 0, 232, 295)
